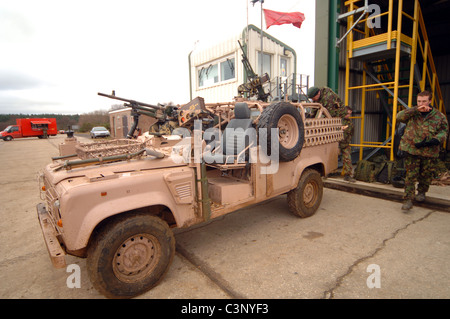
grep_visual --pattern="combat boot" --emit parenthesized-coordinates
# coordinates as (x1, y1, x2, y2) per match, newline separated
(344, 175, 356, 183)
(416, 192, 426, 202)
(401, 200, 413, 211)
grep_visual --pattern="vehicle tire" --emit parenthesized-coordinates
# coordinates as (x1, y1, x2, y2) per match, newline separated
(257, 101, 304, 162)
(4, 136, 12, 141)
(287, 169, 323, 218)
(87, 213, 175, 299)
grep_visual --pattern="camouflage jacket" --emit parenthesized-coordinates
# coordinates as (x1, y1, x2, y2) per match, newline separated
(316, 87, 351, 119)
(149, 120, 178, 135)
(316, 87, 354, 142)
(396, 106, 448, 158)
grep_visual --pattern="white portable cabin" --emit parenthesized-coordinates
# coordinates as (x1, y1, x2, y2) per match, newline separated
(188, 24, 308, 103)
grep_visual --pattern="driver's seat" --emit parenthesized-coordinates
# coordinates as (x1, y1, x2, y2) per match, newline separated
(222, 102, 253, 162)
(204, 102, 254, 167)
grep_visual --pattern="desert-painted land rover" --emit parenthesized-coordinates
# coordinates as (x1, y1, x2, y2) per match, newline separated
(37, 97, 343, 298)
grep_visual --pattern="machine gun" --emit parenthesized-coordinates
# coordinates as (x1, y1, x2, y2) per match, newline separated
(98, 92, 214, 138)
(98, 92, 178, 138)
(237, 40, 270, 102)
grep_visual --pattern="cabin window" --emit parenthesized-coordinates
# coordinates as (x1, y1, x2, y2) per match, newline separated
(280, 57, 288, 77)
(220, 58, 235, 81)
(31, 123, 48, 130)
(257, 52, 271, 77)
(198, 56, 235, 88)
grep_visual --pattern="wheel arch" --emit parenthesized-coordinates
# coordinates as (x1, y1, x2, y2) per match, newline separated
(305, 162, 325, 176)
(72, 204, 177, 258)
(290, 159, 326, 192)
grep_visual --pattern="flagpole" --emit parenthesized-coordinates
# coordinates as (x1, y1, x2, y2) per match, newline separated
(260, 0, 264, 75)
(246, 0, 249, 47)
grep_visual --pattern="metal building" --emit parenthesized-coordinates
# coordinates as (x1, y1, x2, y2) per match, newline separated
(188, 24, 309, 104)
(315, 0, 450, 161)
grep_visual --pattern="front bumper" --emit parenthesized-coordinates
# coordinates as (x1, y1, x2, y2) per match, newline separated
(36, 202, 67, 268)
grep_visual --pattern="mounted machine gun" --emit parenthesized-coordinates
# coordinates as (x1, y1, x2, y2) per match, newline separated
(98, 92, 214, 137)
(237, 40, 270, 102)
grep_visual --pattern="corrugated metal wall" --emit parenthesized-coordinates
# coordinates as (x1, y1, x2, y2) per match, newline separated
(337, 0, 450, 153)
(337, 23, 385, 148)
(435, 54, 450, 116)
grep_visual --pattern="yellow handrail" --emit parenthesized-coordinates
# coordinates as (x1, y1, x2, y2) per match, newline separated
(342, 0, 446, 161)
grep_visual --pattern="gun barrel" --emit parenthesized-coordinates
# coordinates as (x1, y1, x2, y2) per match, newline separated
(98, 92, 163, 110)
(238, 40, 256, 79)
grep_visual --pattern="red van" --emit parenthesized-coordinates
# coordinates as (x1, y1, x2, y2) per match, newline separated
(0, 118, 58, 141)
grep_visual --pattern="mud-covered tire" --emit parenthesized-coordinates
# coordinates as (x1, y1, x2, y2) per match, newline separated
(87, 214, 175, 299)
(287, 169, 323, 218)
(257, 101, 304, 162)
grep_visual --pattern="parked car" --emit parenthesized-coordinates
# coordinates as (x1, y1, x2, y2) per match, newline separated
(90, 126, 110, 138)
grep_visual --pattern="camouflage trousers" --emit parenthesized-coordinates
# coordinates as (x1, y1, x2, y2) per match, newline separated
(340, 143, 352, 176)
(340, 118, 354, 176)
(404, 155, 439, 200)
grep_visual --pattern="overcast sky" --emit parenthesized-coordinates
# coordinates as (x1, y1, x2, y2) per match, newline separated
(0, 0, 315, 115)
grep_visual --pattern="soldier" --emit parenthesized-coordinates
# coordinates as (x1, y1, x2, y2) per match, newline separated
(308, 86, 355, 182)
(148, 108, 179, 135)
(396, 90, 448, 211)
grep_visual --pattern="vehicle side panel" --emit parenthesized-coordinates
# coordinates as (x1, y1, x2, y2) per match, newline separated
(268, 142, 339, 196)
(18, 118, 58, 137)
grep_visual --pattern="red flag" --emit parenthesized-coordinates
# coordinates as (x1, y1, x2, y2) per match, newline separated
(263, 9, 305, 29)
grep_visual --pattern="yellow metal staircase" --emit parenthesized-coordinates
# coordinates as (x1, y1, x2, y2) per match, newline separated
(343, 0, 446, 161)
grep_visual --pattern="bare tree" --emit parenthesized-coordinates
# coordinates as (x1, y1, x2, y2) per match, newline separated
(78, 110, 110, 132)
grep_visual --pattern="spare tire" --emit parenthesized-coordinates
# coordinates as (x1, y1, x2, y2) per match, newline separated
(257, 101, 304, 162)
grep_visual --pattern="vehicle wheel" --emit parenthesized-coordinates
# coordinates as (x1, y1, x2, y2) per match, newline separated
(87, 213, 175, 299)
(287, 169, 323, 218)
(4, 136, 13, 141)
(257, 101, 304, 162)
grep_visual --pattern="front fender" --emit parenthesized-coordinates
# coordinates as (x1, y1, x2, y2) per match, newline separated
(59, 168, 196, 251)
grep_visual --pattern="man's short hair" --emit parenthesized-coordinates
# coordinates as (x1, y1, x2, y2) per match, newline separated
(417, 90, 432, 100)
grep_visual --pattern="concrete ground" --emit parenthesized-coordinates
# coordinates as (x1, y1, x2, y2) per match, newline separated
(0, 135, 449, 300)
